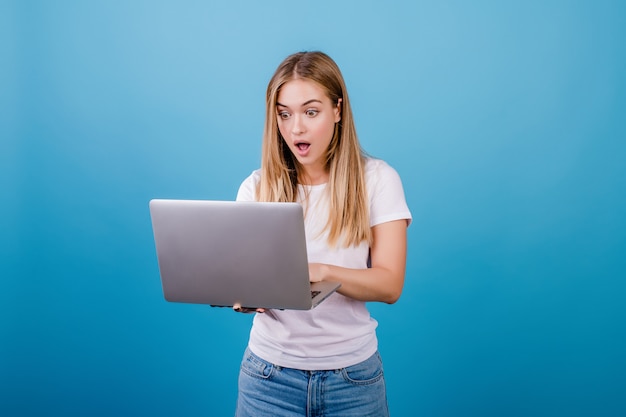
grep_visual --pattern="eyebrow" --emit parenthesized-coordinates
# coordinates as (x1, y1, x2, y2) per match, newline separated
(276, 99, 323, 108)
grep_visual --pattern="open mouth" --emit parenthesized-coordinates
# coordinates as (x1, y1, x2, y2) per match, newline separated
(295, 141, 310, 152)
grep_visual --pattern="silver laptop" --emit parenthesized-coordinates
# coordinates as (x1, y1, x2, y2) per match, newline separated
(149, 199, 341, 310)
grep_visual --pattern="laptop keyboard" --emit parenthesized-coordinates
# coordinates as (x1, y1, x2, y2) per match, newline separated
(311, 290, 321, 298)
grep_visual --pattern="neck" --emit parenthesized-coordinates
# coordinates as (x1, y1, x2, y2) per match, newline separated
(299, 165, 328, 185)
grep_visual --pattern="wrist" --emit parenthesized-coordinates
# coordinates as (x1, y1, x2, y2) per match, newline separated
(321, 263, 332, 282)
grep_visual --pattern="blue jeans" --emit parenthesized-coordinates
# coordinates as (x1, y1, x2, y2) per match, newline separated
(235, 348, 390, 417)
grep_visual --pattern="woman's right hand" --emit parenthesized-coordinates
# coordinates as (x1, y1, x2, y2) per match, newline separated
(232, 303, 265, 314)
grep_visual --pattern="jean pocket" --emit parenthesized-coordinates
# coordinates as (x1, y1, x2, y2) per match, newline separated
(240, 349, 276, 380)
(341, 351, 384, 385)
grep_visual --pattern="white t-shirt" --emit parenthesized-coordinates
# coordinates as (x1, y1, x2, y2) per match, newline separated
(236, 158, 412, 370)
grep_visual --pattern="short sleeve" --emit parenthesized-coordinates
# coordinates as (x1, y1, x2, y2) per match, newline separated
(366, 159, 412, 227)
(236, 170, 261, 202)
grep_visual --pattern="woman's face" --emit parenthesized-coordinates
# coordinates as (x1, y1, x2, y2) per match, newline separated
(276, 78, 341, 184)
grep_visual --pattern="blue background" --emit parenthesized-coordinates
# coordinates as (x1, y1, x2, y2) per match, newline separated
(2, 1, 625, 416)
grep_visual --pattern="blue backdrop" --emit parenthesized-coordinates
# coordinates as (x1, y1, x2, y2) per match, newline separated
(2, 1, 625, 416)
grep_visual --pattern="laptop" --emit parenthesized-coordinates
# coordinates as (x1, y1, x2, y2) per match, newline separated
(149, 199, 341, 310)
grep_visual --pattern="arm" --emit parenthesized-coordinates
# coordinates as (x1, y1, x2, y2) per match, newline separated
(309, 219, 408, 304)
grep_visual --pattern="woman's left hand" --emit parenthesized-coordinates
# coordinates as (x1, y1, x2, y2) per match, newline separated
(305, 220, 408, 304)
(308, 263, 328, 283)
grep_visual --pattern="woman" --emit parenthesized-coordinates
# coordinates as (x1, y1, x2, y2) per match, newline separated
(234, 51, 411, 417)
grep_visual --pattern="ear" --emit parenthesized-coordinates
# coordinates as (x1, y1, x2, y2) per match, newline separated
(334, 98, 342, 123)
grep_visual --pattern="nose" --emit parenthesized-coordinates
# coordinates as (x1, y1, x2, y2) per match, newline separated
(291, 114, 305, 135)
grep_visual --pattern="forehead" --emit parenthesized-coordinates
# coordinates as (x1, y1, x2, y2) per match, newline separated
(277, 79, 329, 105)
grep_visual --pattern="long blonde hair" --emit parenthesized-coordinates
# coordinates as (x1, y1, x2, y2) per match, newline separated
(257, 51, 371, 248)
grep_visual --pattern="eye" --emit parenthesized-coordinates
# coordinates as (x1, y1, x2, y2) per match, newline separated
(305, 109, 319, 117)
(277, 111, 291, 120)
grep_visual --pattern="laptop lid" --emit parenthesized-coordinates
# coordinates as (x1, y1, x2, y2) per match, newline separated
(149, 199, 340, 310)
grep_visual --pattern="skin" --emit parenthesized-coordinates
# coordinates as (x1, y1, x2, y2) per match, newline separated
(308, 220, 407, 304)
(234, 79, 407, 312)
(276, 78, 341, 185)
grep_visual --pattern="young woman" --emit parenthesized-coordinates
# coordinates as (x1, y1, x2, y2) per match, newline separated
(234, 51, 411, 417)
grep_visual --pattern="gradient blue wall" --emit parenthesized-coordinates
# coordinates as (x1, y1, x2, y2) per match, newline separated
(2, 1, 625, 416)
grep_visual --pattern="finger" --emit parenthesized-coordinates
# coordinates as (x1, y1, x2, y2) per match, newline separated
(233, 304, 256, 313)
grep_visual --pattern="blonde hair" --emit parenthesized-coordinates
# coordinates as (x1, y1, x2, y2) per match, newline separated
(257, 51, 371, 247)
